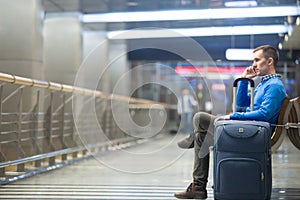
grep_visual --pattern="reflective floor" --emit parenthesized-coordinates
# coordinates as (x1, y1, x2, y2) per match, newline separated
(1, 133, 300, 199)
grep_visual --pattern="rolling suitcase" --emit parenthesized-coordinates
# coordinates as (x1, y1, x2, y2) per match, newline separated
(213, 78, 272, 200)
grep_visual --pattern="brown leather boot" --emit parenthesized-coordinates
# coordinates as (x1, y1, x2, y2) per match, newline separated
(174, 183, 207, 199)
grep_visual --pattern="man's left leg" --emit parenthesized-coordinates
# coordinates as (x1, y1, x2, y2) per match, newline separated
(175, 112, 216, 199)
(174, 131, 212, 199)
(177, 112, 215, 149)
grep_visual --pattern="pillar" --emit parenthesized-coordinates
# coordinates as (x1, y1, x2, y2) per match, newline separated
(0, 0, 44, 158)
(0, 0, 43, 79)
(81, 30, 110, 93)
(43, 14, 82, 85)
(73, 30, 112, 145)
(109, 40, 130, 95)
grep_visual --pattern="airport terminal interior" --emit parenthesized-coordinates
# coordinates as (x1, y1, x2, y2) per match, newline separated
(0, 0, 300, 199)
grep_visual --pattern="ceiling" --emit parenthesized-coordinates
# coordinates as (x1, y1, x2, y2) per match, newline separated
(43, 0, 298, 13)
(43, 0, 300, 63)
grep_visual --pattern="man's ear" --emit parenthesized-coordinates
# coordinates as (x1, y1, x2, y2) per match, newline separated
(267, 57, 274, 66)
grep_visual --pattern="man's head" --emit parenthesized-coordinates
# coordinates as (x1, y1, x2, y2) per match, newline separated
(252, 45, 279, 76)
(182, 88, 190, 95)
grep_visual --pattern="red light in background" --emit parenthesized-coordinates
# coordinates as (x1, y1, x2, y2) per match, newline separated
(197, 83, 203, 90)
(175, 66, 246, 75)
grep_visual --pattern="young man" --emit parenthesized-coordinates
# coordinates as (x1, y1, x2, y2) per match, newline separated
(177, 88, 198, 134)
(174, 45, 287, 199)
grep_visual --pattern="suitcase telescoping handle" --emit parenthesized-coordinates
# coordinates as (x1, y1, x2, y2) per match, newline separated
(233, 77, 255, 112)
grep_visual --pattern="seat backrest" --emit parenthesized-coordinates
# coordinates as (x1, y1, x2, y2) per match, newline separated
(287, 96, 300, 150)
(271, 97, 292, 148)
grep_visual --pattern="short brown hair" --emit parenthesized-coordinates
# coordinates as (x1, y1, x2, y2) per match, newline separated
(253, 45, 279, 66)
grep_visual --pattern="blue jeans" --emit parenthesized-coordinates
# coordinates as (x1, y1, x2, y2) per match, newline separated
(180, 112, 194, 133)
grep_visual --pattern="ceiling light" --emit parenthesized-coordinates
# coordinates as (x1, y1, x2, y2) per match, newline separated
(284, 34, 289, 41)
(82, 6, 300, 23)
(226, 48, 253, 60)
(107, 25, 293, 40)
(225, 1, 257, 7)
(127, 1, 138, 6)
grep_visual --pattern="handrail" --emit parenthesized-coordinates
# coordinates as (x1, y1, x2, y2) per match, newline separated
(0, 71, 175, 185)
(0, 72, 172, 108)
(0, 136, 141, 169)
(0, 146, 85, 168)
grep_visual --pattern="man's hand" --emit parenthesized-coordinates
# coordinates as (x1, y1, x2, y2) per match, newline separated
(214, 115, 230, 125)
(242, 66, 257, 79)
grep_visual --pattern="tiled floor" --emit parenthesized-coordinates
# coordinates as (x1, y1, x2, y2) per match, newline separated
(0, 133, 300, 199)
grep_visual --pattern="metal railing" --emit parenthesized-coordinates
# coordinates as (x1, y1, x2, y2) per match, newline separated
(0, 72, 174, 184)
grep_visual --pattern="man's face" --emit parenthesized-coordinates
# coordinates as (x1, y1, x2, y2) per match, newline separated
(252, 49, 271, 76)
(183, 89, 189, 95)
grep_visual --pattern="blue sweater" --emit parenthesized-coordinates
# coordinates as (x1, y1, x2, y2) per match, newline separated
(230, 75, 287, 125)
